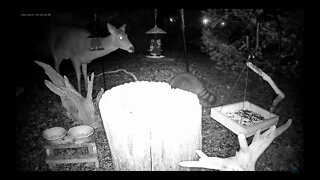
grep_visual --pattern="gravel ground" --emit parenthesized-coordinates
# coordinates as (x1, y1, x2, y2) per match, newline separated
(16, 51, 304, 171)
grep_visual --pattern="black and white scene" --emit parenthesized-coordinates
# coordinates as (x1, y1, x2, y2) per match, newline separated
(15, 8, 304, 171)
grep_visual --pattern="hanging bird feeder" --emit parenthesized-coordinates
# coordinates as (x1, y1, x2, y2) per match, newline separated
(145, 9, 167, 58)
(88, 9, 104, 51)
(87, 9, 107, 92)
(210, 35, 285, 138)
(178, 9, 285, 138)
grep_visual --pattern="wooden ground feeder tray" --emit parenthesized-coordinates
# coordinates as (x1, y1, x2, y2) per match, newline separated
(211, 101, 279, 137)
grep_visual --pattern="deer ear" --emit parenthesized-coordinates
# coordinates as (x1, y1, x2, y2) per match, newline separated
(107, 23, 116, 34)
(119, 24, 126, 32)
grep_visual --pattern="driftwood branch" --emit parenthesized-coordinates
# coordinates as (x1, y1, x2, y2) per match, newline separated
(179, 119, 292, 171)
(95, 69, 138, 81)
(35, 60, 104, 129)
(35, 61, 66, 88)
(246, 62, 285, 112)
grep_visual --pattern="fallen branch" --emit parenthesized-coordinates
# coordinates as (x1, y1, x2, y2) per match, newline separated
(179, 119, 292, 171)
(95, 69, 138, 81)
(246, 62, 285, 112)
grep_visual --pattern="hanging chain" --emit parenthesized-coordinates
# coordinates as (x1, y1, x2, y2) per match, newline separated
(219, 61, 248, 112)
(93, 9, 97, 35)
(219, 40, 253, 112)
(154, 9, 158, 26)
(218, 18, 278, 113)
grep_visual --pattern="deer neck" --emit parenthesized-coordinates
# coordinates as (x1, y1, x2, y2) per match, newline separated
(100, 35, 118, 53)
(84, 35, 117, 62)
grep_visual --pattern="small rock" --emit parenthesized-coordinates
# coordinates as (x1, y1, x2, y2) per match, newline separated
(264, 167, 272, 171)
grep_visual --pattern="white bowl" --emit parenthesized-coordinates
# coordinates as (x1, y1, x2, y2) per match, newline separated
(67, 125, 94, 139)
(43, 127, 67, 141)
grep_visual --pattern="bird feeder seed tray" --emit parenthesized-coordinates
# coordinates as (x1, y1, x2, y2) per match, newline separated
(211, 101, 279, 137)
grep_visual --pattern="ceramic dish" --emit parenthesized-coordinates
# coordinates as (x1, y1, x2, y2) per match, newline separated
(67, 125, 94, 139)
(42, 127, 67, 141)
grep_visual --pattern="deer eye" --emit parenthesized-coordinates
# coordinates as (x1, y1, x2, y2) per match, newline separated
(119, 36, 123, 40)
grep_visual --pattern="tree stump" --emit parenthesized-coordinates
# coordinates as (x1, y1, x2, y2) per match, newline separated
(99, 81, 202, 171)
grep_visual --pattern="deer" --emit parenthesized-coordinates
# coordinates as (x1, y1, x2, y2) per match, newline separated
(49, 23, 134, 93)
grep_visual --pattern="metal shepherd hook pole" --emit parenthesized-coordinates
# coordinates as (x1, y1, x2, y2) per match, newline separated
(180, 9, 189, 72)
(94, 9, 106, 90)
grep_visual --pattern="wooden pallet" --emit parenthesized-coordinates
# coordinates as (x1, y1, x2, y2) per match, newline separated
(44, 134, 99, 170)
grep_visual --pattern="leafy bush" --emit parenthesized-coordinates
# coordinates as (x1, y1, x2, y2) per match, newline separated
(200, 9, 258, 73)
(201, 27, 246, 73)
(200, 9, 304, 78)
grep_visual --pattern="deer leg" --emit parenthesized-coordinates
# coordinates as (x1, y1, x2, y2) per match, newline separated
(54, 56, 62, 74)
(72, 59, 82, 93)
(82, 64, 88, 91)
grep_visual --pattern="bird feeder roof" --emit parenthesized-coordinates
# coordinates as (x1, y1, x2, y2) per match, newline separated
(146, 25, 167, 34)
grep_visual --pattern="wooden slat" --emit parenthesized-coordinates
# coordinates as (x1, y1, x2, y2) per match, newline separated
(46, 154, 98, 164)
(44, 140, 95, 150)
